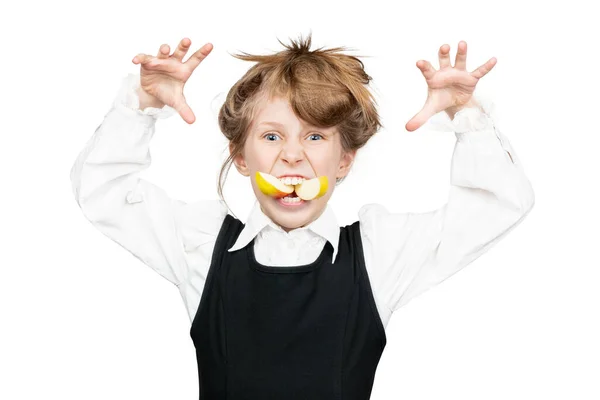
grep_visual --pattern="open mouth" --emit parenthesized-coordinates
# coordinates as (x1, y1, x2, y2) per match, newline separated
(256, 172, 328, 202)
(277, 190, 306, 206)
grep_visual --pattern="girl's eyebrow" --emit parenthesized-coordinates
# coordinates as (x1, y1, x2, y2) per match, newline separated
(258, 121, 285, 128)
(258, 121, 324, 130)
(255, 121, 334, 136)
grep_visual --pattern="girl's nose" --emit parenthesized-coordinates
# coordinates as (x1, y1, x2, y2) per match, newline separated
(280, 141, 305, 164)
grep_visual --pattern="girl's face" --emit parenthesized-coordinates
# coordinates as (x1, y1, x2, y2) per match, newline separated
(233, 95, 356, 232)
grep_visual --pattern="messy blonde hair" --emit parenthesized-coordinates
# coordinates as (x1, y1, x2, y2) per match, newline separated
(217, 31, 384, 214)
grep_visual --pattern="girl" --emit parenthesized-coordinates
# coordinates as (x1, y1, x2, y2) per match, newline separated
(70, 33, 534, 399)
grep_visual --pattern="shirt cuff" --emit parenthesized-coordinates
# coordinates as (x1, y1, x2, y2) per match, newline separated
(112, 73, 177, 120)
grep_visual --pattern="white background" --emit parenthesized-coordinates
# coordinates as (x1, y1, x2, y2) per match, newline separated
(2, 0, 598, 399)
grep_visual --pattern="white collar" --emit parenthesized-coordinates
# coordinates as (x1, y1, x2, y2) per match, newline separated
(227, 200, 340, 263)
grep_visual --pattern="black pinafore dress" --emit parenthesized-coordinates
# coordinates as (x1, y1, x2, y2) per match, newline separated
(190, 213, 387, 400)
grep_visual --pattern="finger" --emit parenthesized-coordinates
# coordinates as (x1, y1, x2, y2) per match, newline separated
(454, 41, 467, 70)
(470, 57, 497, 79)
(132, 53, 154, 65)
(184, 42, 214, 71)
(405, 101, 437, 132)
(157, 44, 170, 59)
(133, 56, 179, 73)
(416, 60, 436, 80)
(171, 37, 192, 62)
(176, 102, 196, 125)
(439, 44, 451, 69)
(170, 92, 195, 124)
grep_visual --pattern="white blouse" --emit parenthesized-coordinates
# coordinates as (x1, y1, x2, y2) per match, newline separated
(70, 73, 535, 329)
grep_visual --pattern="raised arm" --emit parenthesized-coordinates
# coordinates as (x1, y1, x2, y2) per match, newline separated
(70, 72, 227, 286)
(359, 99, 535, 315)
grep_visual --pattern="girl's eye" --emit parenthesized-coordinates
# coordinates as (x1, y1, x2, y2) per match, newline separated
(262, 133, 323, 141)
(264, 133, 279, 141)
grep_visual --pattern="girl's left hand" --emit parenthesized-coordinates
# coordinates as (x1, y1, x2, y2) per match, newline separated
(405, 41, 497, 132)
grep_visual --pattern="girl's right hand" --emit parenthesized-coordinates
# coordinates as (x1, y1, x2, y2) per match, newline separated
(132, 38, 213, 124)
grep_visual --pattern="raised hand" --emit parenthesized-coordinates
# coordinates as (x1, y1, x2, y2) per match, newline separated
(405, 41, 497, 132)
(132, 38, 213, 124)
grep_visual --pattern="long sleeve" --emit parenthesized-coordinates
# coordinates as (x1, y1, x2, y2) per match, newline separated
(358, 93, 535, 315)
(70, 73, 227, 287)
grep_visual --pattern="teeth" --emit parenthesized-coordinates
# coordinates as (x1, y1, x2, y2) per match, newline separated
(279, 177, 305, 186)
(281, 196, 302, 204)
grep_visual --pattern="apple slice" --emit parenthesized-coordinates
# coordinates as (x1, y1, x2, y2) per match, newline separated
(255, 171, 294, 198)
(294, 176, 328, 201)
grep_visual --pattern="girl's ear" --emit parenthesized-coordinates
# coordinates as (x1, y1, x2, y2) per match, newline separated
(336, 149, 357, 180)
(231, 144, 250, 177)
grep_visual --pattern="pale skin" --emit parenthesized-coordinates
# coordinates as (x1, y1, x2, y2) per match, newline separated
(231, 94, 356, 232)
(132, 38, 497, 231)
(406, 41, 497, 130)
